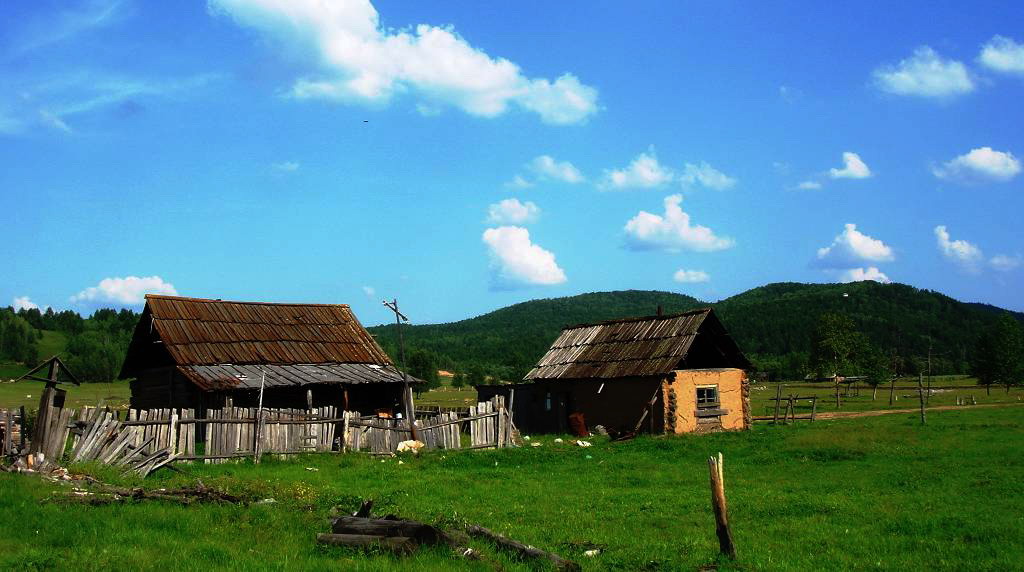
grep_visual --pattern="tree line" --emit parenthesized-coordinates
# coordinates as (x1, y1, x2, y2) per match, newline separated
(1, 306, 138, 383)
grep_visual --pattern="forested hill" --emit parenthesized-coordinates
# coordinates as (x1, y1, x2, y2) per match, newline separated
(369, 282, 1023, 380)
(368, 290, 704, 381)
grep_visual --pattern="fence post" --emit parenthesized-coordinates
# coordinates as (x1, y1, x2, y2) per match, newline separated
(707, 452, 736, 559)
(2, 409, 11, 455)
(917, 374, 927, 425)
(772, 384, 782, 424)
(168, 410, 179, 455)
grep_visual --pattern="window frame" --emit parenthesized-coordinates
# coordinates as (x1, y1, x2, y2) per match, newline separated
(695, 384, 720, 409)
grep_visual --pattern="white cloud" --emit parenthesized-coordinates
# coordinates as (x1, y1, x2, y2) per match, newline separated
(815, 224, 894, 268)
(873, 46, 974, 98)
(361, 285, 376, 298)
(70, 275, 178, 306)
(838, 267, 891, 284)
(13, 0, 125, 55)
(932, 147, 1021, 183)
(487, 198, 540, 225)
(482, 226, 566, 288)
(680, 162, 736, 190)
(979, 35, 1024, 75)
(272, 161, 300, 172)
(795, 180, 822, 190)
(12, 296, 39, 312)
(528, 155, 584, 184)
(503, 175, 534, 189)
(673, 269, 710, 284)
(210, 0, 597, 124)
(990, 254, 1022, 272)
(39, 109, 72, 133)
(624, 194, 734, 253)
(934, 225, 983, 270)
(829, 152, 872, 179)
(600, 150, 675, 190)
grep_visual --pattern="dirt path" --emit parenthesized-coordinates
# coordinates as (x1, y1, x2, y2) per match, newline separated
(815, 402, 1024, 420)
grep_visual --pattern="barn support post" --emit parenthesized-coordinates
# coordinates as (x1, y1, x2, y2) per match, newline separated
(254, 371, 266, 464)
(707, 452, 736, 559)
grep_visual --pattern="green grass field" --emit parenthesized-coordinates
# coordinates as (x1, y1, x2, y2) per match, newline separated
(0, 379, 132, 410)
(2, 406, 1022, 570)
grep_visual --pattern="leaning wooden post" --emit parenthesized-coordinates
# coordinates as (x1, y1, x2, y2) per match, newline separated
(916, 374, 927, 425)
(707, 452, 736, 559)
(254, 371, 266, 463)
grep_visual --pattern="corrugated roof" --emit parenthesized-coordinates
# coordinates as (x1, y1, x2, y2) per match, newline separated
(145, 295, 392, 367)
(524, 308, 749, 380)
(120, 295, 421, 385)
(177, 363, 412, 391)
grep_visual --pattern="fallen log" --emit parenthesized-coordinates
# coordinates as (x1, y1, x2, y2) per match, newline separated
(466, 524, 580, 571)
(45, 481, 245, 506)
(316, 533, 417, 555)
(331, 515, 453, 545)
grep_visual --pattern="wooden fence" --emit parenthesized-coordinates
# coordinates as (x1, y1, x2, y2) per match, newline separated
(1, 408, 26, 456)
(11, 396, 516, 471)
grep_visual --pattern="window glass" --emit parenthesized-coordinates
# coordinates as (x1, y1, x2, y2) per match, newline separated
(696, 385, 719, 408)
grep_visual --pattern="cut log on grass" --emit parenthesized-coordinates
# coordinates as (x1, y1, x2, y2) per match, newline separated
(466, 524, 580, 572)
(316, 533, 417, 554)
(331, 516, 454, 545)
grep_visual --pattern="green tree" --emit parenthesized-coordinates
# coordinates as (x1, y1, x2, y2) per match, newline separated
(466, 363, 486, 387)
(406, 349, 440, 390)
(972, 314, 1024, 395)
(809, 312, 867, 407)
(860, 346, 891, 400)
(451, 372, 466, 388)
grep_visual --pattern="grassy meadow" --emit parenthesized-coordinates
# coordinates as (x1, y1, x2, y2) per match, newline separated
(2, 406, 1023, 570)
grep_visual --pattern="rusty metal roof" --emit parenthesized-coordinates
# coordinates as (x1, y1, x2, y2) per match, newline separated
(177, 363, 412, 391)
(524, 308, 749, 380)
(120, 295, 420, 386)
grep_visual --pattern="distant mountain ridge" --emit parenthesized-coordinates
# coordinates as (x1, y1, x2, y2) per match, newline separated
(368, 282, 1022, 379)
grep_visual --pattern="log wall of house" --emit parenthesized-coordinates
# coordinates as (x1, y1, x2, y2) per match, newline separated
(129, 368, 201, 409)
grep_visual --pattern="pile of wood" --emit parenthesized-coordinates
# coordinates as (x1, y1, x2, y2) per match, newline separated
(317, 500, 579, 571)
(69, 409, 176, 477)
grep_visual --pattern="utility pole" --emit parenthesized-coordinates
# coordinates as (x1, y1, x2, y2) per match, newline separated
(382, 298, 420, 442)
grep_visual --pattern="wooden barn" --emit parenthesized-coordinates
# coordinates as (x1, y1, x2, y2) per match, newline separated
(478, 308, 751, 435)
(120, 295, 420, 413)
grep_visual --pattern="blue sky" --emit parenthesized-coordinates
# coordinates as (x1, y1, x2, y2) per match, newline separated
(3, 0, 1023, 325)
